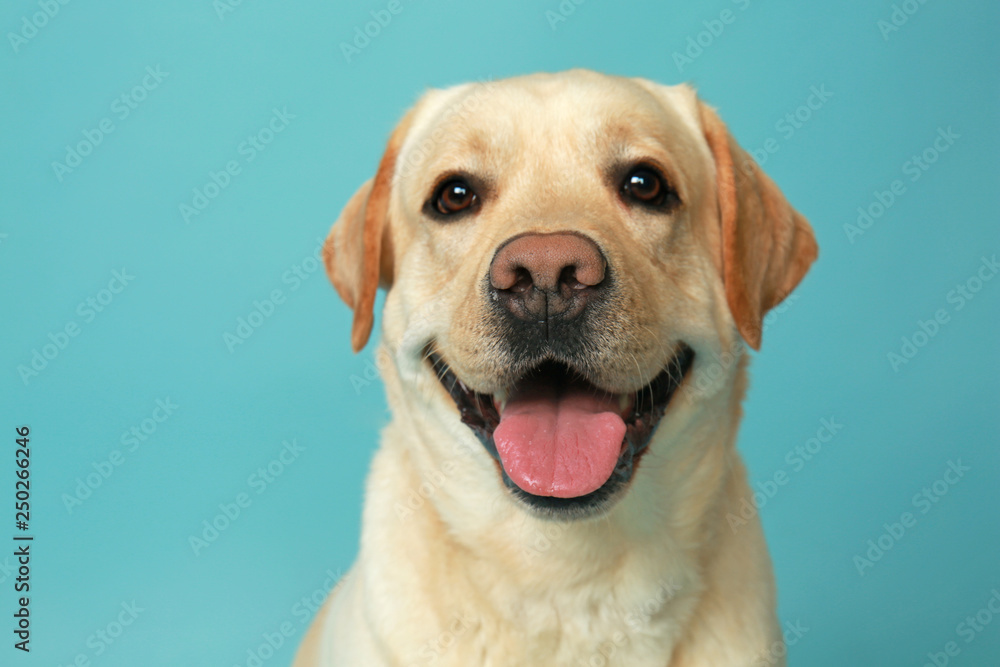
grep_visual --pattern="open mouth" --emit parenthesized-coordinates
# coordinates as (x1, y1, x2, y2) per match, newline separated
(428, 345, 695, 517)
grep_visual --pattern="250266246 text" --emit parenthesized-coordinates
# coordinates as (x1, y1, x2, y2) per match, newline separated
(13, 425, 33, 652)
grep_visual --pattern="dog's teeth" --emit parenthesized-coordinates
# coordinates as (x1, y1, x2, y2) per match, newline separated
(494, 388, 508, 412)
(619, 394, 630, 412)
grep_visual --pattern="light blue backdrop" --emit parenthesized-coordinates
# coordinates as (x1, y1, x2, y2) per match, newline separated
(2, 1, 998, 665)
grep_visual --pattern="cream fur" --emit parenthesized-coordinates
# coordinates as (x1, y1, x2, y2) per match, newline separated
(295, 70, 816, 667)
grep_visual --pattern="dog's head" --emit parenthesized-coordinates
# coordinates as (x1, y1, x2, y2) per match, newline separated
(324, 70, 817, 521)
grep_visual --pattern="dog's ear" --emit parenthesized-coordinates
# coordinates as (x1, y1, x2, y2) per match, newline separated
(323, 111, 414, 352)
(698, 102, 818, 350)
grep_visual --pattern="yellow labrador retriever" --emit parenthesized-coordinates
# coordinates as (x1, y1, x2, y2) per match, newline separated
(295, 69, 817, 666)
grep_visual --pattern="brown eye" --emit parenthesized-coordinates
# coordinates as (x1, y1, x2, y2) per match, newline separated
(621, 166, 676, 209)
(434, 178, 478, 215)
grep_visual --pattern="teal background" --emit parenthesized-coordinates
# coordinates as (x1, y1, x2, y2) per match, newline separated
(2, 0, 998, 665)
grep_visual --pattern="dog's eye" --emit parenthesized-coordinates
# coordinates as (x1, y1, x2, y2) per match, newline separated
(433, 178, 479, 215)
(621, 166, 677, 209)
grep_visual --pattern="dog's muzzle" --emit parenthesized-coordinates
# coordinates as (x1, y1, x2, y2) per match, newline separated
(428, 344, 695, 520)
(425, 232, 696, 519)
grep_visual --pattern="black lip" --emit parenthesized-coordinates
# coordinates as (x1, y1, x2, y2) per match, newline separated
(427, 345, 696, 520)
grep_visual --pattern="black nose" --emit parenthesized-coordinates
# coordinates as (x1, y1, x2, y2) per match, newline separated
(488, 232, 607, 325)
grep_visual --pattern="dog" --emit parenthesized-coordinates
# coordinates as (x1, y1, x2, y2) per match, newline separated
(294, 69, 818, 666)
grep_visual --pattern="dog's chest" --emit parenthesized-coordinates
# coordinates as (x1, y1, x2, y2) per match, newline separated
(416, 582, 687, 667)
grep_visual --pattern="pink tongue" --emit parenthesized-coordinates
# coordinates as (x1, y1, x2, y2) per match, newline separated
(494, 387, 626, 498)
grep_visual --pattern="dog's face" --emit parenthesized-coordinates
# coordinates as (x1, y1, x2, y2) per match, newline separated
(325, 70, 817, 520)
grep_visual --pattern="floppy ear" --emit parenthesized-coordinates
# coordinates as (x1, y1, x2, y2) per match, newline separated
(323, 112, 414, 352)
(698, 102, 818, 350)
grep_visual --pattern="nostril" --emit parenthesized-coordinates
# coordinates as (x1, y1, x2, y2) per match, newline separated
(511, 267, 533, 293)
(558, 265, 586, 290)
